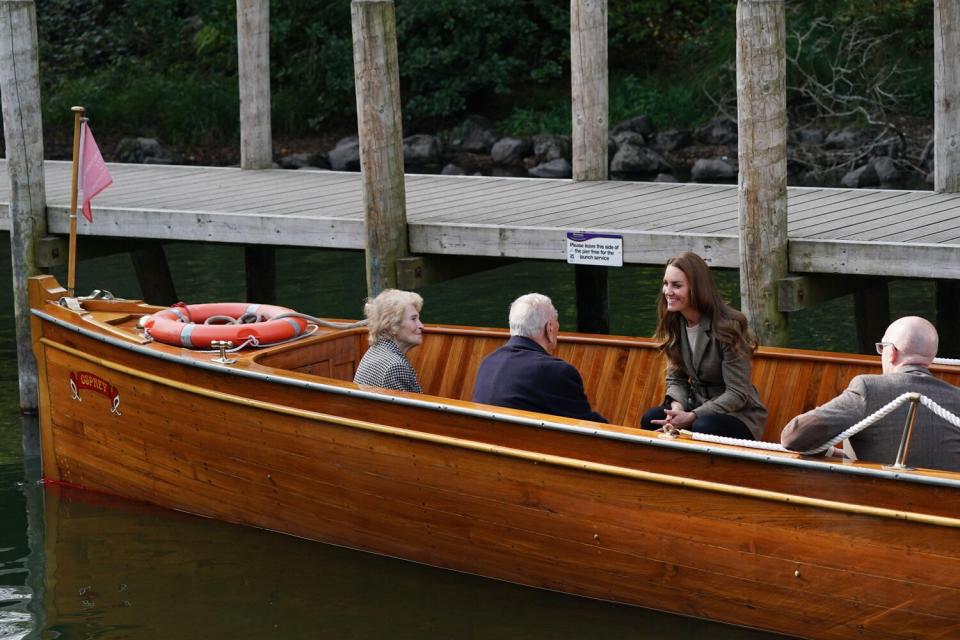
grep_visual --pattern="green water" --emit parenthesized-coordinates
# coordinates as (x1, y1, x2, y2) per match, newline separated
(0, 238, 939, 639)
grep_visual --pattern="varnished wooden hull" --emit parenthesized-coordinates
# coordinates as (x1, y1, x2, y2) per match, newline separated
(28, 276, 960, 639)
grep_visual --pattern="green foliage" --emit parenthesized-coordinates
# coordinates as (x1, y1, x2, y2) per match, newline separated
(44, 68, 238, 145)
(610, 75, 708, 129)
(395, 0, 567, 125)
(33, 0, 935, 148)
(499, 106, 571, 138)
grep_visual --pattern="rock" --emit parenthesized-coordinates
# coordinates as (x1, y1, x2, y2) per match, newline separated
(610, 115, 656, 138)
(528, 158, 572, 179)
(825, 127, 866, 150)
(115, 137, 173, 164)
(278, 152, 316, 170)
(654, 173, 678, 183)
(456, 115, 498, 153)
(653, 129, 690, 152)
(695, 116, 737, 145)
(403, 134, 443, 166)
(532, 134, 571, 163)
(491, 165, 527, 177)
(490, 137, 533, 165)
(611, 143, 670, 175)
(841, 163, 879, 188)
(327, 137, 360, 172)
(612, 131, 646, 148)
(441, 163, 466, 175)
(871, 156, 900, 184)
(795, 128, 826, 145)
(691, 158, 737, 182)
(799, 167, 846, 188)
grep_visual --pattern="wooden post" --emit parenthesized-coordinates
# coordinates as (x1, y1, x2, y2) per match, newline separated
(236, 0, 272, 169)
(571, 0, 608, 181)
(130, 244, 178, 306)
(853, 279, 890, 355)
(736, 0, 788, 346)
(244, 245, 276, 303)
(351, 0, 408, 296)
(0, 0, 47, 411)
(936, 280, 960, 357)
(571, 0, 610, 334)
(935, 0, 960, 192)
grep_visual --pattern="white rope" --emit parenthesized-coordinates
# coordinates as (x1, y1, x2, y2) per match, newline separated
(679, 392, 960, 457)
(919, 395, 960, 430)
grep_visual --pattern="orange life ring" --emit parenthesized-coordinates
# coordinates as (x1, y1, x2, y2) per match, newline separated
(142, 302, 309, 349)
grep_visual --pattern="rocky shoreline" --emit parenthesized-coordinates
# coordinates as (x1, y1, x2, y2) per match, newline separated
(106, 112, 936, 190)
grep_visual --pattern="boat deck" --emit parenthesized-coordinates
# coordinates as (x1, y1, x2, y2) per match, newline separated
(2, 160, 959, 278)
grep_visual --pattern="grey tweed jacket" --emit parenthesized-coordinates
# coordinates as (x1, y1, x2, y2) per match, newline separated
(664, 316, 768, 439)
(781, 365, 960, 471)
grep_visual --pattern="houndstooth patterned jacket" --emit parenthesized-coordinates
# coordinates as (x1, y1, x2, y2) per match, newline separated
(353, 339, 422, 393)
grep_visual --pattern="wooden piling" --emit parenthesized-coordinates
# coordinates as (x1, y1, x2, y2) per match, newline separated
(853, 279, 890, 355)
(236, 0, 273, 169)
(130, 244, 178, 306)
(244, 245, 276, 304)
(735, 0, 788, 346)
(571, 0, 610, 334)
(936, 280, 960, 357)
(571, 0, 608, 181)
(935, 0, 960, 192)
(351, 0, 408, 296)
(0, 0, 47, 411)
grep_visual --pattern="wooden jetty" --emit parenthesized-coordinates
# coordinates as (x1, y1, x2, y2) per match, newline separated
(1, 160, 959, 280)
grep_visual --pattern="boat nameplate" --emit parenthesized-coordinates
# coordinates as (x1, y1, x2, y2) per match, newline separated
(69, 371, 122, 416)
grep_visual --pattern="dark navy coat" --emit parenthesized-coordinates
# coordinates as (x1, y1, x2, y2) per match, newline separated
(471, 336, 607, 423)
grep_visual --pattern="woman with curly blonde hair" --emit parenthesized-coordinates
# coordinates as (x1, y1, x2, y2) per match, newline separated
(640, 252, 767, 439)
(353, 289, 424, 393)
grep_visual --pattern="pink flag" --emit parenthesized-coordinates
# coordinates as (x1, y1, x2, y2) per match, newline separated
(79, 120, 112, 223)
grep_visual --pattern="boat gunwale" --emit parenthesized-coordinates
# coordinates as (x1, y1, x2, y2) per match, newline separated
(31, 306, 960, 491)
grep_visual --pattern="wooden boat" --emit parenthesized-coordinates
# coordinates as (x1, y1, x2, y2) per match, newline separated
(28, 275, 960, 640)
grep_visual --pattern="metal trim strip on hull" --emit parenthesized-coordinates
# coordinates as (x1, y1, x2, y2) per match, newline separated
(32, 308, 960, 490)
(39, 336, 960, 529)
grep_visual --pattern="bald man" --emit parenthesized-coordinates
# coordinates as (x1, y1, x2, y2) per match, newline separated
(781, 317, 960, 471)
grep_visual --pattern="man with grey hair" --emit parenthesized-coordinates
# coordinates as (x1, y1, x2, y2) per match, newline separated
(782, 316, 960, 471)
(471, 293, 606, 423)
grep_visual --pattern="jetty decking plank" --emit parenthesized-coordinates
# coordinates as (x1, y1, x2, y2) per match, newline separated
(1, 160, 959, 277)
(806, 197, 960, 240)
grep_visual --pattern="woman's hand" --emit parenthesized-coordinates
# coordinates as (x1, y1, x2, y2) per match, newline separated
(651, 407, 696, 430)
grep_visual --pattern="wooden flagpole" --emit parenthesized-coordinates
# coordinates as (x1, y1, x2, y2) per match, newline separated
(67, 105, 84, 296)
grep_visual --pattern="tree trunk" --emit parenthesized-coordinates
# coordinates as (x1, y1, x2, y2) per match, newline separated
(0, 0, 47, 411)
(351, 0, 408, 296)
(736, 0, 788, 346)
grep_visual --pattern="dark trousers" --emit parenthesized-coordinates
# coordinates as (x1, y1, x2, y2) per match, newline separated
(641, 403, 755, 440)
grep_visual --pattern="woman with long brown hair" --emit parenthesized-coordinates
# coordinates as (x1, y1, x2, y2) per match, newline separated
(641, 252, 767, 439)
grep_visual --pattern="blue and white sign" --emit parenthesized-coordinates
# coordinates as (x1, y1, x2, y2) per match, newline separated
(566, 232, 623, 267)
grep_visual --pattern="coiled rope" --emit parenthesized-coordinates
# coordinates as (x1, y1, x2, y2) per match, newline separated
(674, 392, 960, 457)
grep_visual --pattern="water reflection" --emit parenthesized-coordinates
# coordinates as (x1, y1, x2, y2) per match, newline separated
(33, 485, 788, 640)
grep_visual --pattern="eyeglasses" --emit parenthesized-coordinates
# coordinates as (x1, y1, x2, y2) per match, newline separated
(875, 342, 896, 355)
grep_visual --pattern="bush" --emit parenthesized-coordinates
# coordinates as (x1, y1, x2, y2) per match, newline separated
(33, 0, 934, 148)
